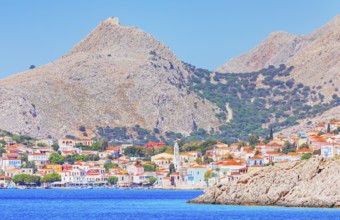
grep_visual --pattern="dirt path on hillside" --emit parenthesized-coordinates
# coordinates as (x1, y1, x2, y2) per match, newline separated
(226, 103, 233, 123)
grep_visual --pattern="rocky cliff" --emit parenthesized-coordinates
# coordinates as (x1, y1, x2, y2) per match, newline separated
(0, 17, 221, 138)
(189, 158, 340, 208)
(217, 15, 340, 101)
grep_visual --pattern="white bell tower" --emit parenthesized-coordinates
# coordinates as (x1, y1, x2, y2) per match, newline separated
(173, 141, 181, 171)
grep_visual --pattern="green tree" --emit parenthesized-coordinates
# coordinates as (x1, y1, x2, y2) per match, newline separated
(101, 138, 108, 151)
(204, 170, 214, 181)
(169, 164, 176, 174)
(41, 173, 61, 183)
(12, 134, 21, 143)
(12, 174, 26, 185)
(248, 134, 259, 146)
(0, 140, 7, 147)
(269, 128, 274, 140)
(20, 153, 28, 163)
(227, 155, 234, 159)
(148, 177, 157, 185)
(203, 155, 213, 163)
(104, 162, 118, 172)
(91, 142, 102, 151)
(334, 127, 340, 135)
(93, 154, 100, 161)
(37, 143, 48, 148)
(0, 147, 5, 157)
(301, 153, 312, 160)
(264, 135, 271, 144)
(24, 175, 41, 186)
(318, 131, 325, 136)
(51, 143, 59, 151)
(327, 124, 331, 133)
(79, 126, 86, 132)
(282, 141, 296, 154)
(49, 152, 65, 164)
(13, 174, 41, 186)
(255, 150, 260, 156)
(143, 163, 156, 172)
(107, 176, 118, 186)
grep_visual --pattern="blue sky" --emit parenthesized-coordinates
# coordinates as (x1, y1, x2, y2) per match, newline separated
(0, 0, 339, 78)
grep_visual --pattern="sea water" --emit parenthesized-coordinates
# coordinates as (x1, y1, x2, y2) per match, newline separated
(0, 189, 339, 220)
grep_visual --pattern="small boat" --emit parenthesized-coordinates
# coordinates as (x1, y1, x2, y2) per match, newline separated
(7, 184, 17, 189)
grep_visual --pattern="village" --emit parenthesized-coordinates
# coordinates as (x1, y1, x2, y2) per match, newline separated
(0, 120, 339, 189)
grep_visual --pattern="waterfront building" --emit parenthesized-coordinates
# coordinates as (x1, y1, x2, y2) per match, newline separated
(187, 165, 208, 186)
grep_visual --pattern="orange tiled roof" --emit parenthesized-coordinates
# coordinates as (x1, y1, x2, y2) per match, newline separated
(217, 160, 243, 166)
(296, 148, 313, 153)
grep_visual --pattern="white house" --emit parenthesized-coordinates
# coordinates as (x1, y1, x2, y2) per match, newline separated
(0, 159, 21, 170)
(28, 153, 48, 165)
(69, 169, 86, 183)
(58, 138, 76, 150)
(132, 172, 156, 184)
(127, 165, 144, 176)
(0, 154, 21, 170)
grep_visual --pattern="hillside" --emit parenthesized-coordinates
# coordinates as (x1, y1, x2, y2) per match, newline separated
(189, 158, 340, 208)
(185, 63, 339, 141)
(217, 15, 340, 102)
(0, 17, 221, 138)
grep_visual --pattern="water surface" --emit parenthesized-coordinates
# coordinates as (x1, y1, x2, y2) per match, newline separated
(0, 189, 339, 220)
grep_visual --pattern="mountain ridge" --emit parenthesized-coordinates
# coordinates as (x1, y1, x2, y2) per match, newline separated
(0, 16, 338, 141)
(217, 15, 340, 101)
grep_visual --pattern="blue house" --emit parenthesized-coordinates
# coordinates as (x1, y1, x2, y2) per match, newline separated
(187, 165, 208, 186)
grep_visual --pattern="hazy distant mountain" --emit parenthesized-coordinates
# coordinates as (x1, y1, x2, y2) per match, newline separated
(217, 15, 340, 101)
(0, 17, 221, 138)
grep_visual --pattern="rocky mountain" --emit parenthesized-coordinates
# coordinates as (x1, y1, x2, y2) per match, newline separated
(189, 158, 340, 208)
(217, 15, 340, 101)
(0, 17, 221, 138)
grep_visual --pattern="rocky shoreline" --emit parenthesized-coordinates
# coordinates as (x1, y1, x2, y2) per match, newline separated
(189, 158, 340, 208)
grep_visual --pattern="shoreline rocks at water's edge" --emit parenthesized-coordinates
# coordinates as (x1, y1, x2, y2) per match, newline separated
(188, 158, 340, 208)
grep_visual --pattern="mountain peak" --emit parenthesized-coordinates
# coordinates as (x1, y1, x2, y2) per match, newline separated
(0, 17, 221, 138)
(102, 17, 120, 26)
(66, 16, 179, 65)
(216, 31, 307, 73)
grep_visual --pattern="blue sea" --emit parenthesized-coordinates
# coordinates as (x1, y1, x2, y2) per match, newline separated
(0, 189, 339, 220)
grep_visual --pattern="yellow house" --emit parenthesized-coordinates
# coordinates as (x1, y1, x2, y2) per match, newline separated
(45, 164, 63, 173)
(180, 152, 198, 162)
(297, 138, 308, 148)
(151, 153, 173, 162)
